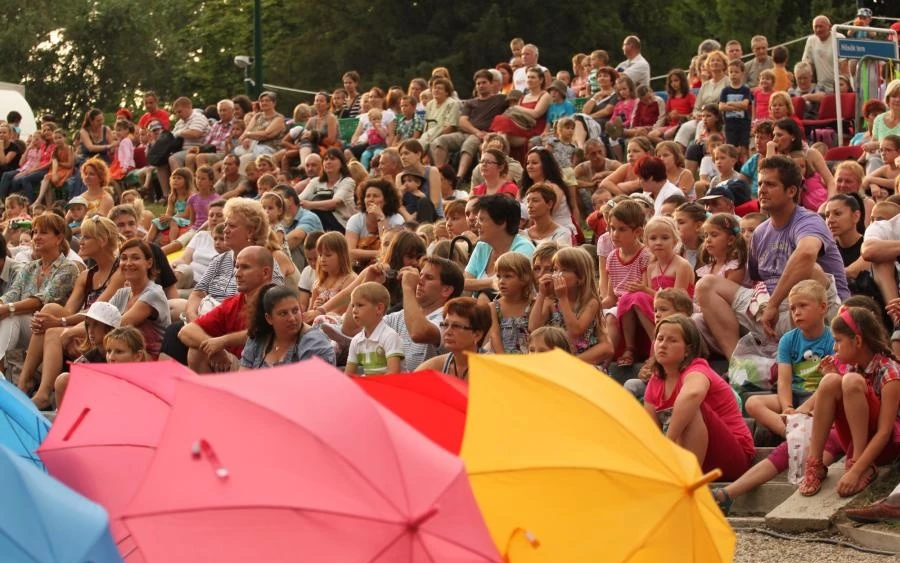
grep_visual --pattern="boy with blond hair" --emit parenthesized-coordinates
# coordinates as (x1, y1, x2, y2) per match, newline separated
(745, 279, 834, 437)
(345, 282, 404, 375)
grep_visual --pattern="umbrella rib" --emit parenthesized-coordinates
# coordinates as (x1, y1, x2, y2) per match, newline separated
(3, 412, 42, 467)
(124, 503, 413, 527)
(0, 530, 43, 563)
(508, 373, 687, 483)
(617, 492, 688, 562)
(468, 464, 690, 488)
(197, 384, 411, 518)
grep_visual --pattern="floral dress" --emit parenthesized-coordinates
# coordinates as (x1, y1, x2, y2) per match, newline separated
(490, 299, 531, 354)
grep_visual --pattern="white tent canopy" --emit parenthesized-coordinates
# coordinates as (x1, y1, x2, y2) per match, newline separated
(0, 84, 37, 137)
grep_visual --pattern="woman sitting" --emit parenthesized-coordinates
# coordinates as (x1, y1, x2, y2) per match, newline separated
(298, 148, 358, 233)
(2, 213, 79, 380)
(464, 195, 535, 294)
(239, 284, 336, 370)
(416, 297, 492, 380)
(644, 315, 755, 481)
(345, 179, 405, 271)
(107, 239, 171, 359)
(471, 148, 519, 199)
(490, 65, 551, 153)
(170, 199, 227, 289)
(524, 184, 573, 246)
(18, 216, 119, 409)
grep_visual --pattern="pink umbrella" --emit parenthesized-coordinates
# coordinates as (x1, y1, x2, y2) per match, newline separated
(119, 358, 500, 562)
(37, 361, 195, 550)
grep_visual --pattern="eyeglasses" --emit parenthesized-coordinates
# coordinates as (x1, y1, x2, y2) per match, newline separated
(439, 322, 473, 332)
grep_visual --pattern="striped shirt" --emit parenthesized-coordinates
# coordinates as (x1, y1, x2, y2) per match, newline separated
(195, 250, 284, 301)
(383, 308, 443, 372)
(606, 246, 650, 298)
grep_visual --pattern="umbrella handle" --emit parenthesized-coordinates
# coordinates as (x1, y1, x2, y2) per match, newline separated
(503, 527, 540, 562)
(191, 439, 229, 479)
(687, 469, 722, 493)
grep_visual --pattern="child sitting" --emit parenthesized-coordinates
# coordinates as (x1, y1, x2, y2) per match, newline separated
(360, 107, 388, 170)
(695, 133, 724, 197)
(528, 326, 574, 354)
(65, 196, 89, 249)
(345, 282, 403, 375)
(109, 119, 136, 184)
(624, 85, 665, 139)
(745, 280, 834, 439)
(53, 301, 122, 408)
(753, 70, 776, 123)
(545, 117, 578, 173)
(388, 95, 425, 146)
(398, 170, 437, 223)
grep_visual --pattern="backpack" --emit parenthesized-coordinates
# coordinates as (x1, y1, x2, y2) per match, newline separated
(146, 131, 183, 166)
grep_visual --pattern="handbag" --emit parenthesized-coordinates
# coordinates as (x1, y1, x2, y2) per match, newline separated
(146, 131, 184, 166)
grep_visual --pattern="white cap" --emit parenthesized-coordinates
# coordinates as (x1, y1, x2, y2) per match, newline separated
(84, 301, 122, 328)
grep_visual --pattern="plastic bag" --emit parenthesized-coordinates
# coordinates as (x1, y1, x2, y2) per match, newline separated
(728, 332, 778, 391)
(785, 413, 813, 485)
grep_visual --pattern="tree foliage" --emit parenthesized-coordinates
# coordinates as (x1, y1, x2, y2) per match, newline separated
(0, 1, 869, 128)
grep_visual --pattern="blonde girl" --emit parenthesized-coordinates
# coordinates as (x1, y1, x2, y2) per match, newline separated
(531, 241, 560, 292)
(673, 202, 706, 270)
(147, 167, 193, 245)
(303, 231, 357, 324)
(486, 252, 534, 354)
(530, 246, 603, 357)
(617, 216, 694, 364)
(121, 189, 153, 231)
(104, 326, 148, 363)
(697, 213, 748, 284)
(260, 191, 288, 248)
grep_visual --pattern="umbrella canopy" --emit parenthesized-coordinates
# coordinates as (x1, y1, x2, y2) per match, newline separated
(37, 361, 194, 547)
(0, 379, 50, 470)
(460, 350, 735, 563)
(119, 358, 500, 563)
(0, 443, 123, 563)
(354, 370, 468, 453)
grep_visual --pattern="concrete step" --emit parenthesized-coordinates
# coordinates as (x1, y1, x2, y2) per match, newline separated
(728, 516, 765, 530)
(726, 481, 796, 516)
(766, 464, 890, 533)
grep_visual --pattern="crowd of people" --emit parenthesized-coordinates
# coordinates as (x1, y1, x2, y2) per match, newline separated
(1, 9, 900, 521)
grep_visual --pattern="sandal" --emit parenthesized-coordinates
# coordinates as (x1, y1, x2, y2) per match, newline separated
(838, 461, 877, 498)
(799, 456, 828, 496)
(617, 348, 635, 368)
(711, 487, 733, 516)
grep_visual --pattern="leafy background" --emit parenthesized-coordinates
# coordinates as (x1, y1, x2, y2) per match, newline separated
(0, 0, 882, 127)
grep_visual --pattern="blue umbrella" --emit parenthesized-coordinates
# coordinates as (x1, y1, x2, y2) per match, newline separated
(0, 379, 50, 470)
(0, 444, 123, 562)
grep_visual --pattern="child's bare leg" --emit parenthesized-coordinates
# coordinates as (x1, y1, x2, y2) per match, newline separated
(145, 224, 159, 243)
(605, 314, 621, 355)
(620, 309, 637, 352)
(168, 223, 179, 245)
(808, 372, 842, 459)
(745, 394, 787, 436)
(635, 310, 655, 340)
(677, 409, 709, 465)
(54, 372, 70, 409)
(840, 372, 871, 459)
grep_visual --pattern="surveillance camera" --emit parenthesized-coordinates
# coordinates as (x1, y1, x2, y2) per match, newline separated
(234, 55, 253, 69)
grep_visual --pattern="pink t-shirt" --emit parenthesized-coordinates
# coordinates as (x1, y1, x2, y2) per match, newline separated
(606, 245, 650, 298)
(754, 90, 772, 121)
(665, 93, 696, 126)
(187, 192, 221, 230)
(645, 358, 755, 459)
(472, 181, 519, 198)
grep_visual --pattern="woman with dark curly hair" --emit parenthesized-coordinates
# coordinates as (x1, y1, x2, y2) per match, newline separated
(345, 178, 404, 267)
(239, 284, 335, 370)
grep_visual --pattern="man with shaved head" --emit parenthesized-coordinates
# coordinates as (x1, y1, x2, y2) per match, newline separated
(179, 246, 273, 373)
(802, 15, 844, 92)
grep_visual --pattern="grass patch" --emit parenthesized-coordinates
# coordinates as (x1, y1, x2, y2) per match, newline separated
(146, 202, 166, 218)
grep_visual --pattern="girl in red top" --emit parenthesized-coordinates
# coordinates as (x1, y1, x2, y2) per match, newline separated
(644, 315, 755, 481)
(649, 69, 696, 144)
(800, 307, 900, 497)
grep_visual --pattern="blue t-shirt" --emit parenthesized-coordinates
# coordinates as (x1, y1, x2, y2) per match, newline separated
(740, 153, 760, 198)
(547, 100, 576, 128)
(719, 85, 752, 123)
(465, 234, 535, 279)
(776, 326, 835, 392)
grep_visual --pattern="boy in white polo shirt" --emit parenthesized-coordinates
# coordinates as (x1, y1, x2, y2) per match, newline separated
(345, 282, 404, 375)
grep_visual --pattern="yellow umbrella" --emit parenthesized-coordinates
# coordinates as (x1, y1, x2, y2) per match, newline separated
(460, 350, 734, 563)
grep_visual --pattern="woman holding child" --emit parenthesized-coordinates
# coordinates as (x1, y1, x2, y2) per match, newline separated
(644, 315, 755, 481)
(19, 216, 119, 409)
(239, 284, 336, 369)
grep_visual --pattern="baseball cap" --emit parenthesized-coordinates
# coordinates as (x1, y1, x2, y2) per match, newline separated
(856, 8, 872, 18)
(66, 195, 88, 208)
(698, 185, 735, 203)
(84, 301, 122, 329)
